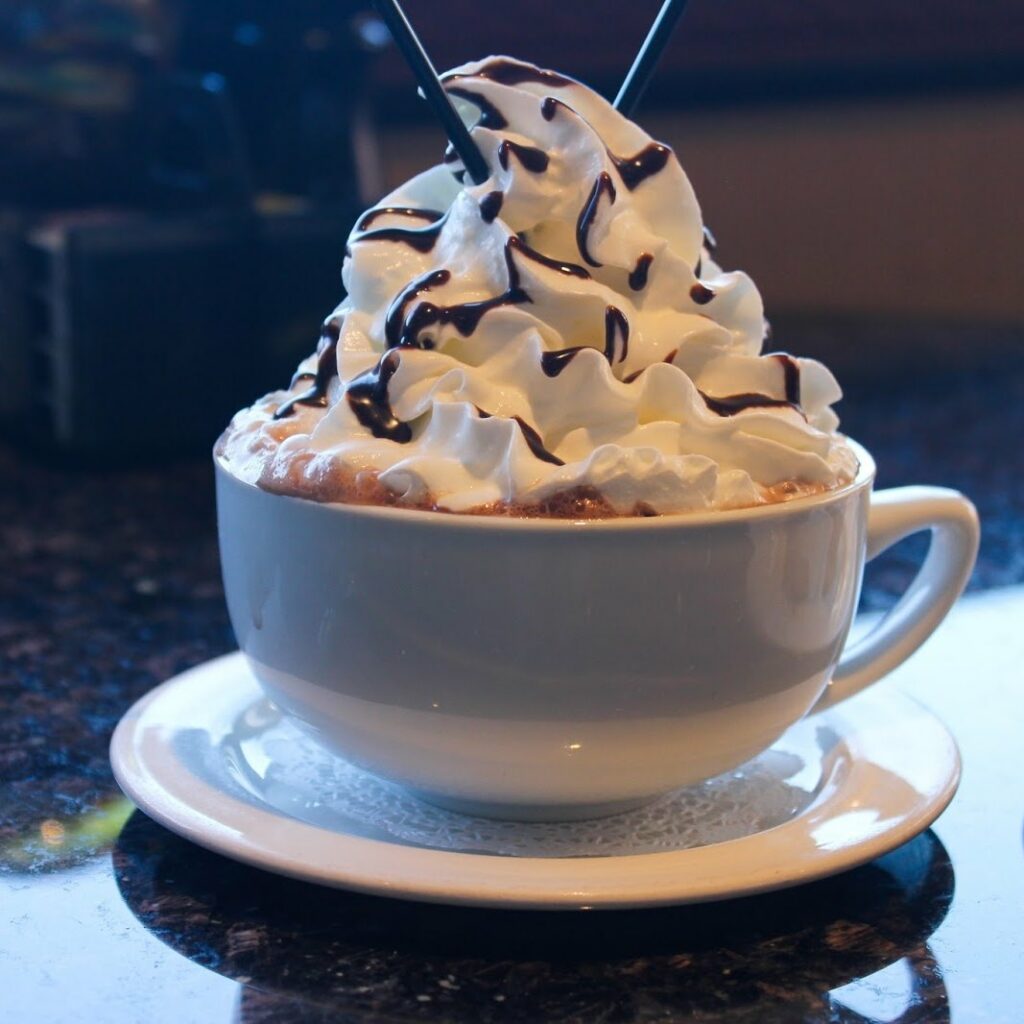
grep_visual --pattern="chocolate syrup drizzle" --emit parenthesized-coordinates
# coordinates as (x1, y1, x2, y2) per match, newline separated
(608, 143, 671, 191)
(498, 140, 550, 173)
(622, 348, 678, 384)
(698, 355, 803, 417)
(619, 348, 802, 418)
(604, 306, 629, 363)
(444, 85, 508, 129)
(384, 238, 533, 350)
(629, 253, 654, 291)
(356, 206, 444, 231)
(540, 347, 585, 378)
(443, 58, 573, 89)
(479, 190, 504, 222)
(699, 391, 797, 417)
(384, 269, 454, 349)
(690, 282, 715, 305)
(541, 304, 629, 378)
(540, 96, 570, 121)
(512, 416, 564, 465)
(515, 236, 590, 279)
(576, 172, 616, 267)
(274, 320, 341, 419)
(476, 406, 564, 466)
(345, 350, 411, 442)
(773, 353, 802, 404)
(538, 99, 670, 198)
(352, 209, 450, 254)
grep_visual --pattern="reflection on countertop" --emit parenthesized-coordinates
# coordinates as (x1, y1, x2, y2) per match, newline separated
(112, 817, 952, 1023)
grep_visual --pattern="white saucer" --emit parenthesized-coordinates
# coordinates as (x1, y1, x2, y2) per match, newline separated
(110, 652, 960, 910)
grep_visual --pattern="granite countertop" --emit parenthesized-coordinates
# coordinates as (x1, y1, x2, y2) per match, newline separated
(1, 355, 1022, 1023)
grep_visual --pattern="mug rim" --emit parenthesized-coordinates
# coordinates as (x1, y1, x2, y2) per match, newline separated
(214, 438, 875, 532)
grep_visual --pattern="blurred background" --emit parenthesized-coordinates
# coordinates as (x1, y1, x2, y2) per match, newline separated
(0, 0, 1021, 457)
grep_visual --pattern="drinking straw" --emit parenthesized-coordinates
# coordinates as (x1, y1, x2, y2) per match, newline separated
(614, 0, 691, 116)
(372, 0, 490, 184)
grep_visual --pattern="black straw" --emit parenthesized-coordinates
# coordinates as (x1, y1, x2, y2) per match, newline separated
(372, 0, 490, 185)
(614, 0, 691, 116)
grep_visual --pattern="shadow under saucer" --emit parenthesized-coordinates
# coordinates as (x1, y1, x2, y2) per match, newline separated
(112, 811, 954, 1024)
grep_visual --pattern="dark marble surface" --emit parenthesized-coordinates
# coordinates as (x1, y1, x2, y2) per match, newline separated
(1, 356, 1023, 1023)
(111, 823, 954, 1023)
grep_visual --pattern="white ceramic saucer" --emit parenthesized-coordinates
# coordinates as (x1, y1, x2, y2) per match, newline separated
(110, 652, 960, 910)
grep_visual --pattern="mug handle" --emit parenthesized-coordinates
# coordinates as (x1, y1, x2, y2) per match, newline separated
(813, 486, 979, 712)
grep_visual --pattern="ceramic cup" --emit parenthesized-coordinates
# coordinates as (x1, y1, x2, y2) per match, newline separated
(215, 441, 978, 821)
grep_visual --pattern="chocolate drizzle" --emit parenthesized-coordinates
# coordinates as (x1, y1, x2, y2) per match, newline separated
(444, 85, 508, 130)
(274, 321, 341, 419)
(540, 96, 571, 121)
(608, 143, 671, 191)
(498, 140, 550, 173)
(623, 348, 677, 384)
(352, 209, 450, 254)
(476, 405, 564, 466)
(616, 348, 802, 417)
(773, 353, 802, 404)
(690, 282, 715, 305)
(700, 391, 797, 417)
(698, 356, 804, 416)
(542, 305, 628, 377)
(479, 190, 504, 223)
(384, 269, 453, 349)
(515, 236, 590, 279)
(604, 306, 629, 363)
(443, 58, 573, 89)
(513, 416, 564, 465)
(629, 253, 654, 291)
(384, 238, 532, 350)
(357, 206, 444, 231)
(576, 172, 616, 267)
(540, 347, 584, 378)
(345, 350, 411, 442)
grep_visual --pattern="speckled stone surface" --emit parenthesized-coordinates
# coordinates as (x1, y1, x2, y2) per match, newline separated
(1, 351, 1022, 1023)
(112, 821, 953, 1023)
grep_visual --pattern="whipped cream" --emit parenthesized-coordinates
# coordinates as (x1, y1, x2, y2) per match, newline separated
(220, 56, 857, 514)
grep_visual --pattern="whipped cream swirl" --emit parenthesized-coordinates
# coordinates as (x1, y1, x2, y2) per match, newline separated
(220, 56, 857, 514)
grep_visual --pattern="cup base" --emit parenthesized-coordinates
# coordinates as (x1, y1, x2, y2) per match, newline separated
(403, 787, 659, 823)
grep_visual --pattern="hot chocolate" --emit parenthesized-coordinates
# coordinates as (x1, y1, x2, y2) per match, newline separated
(218, 56, 857, 516)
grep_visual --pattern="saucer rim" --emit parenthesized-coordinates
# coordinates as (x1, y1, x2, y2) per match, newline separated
(110, 651, 961, 910)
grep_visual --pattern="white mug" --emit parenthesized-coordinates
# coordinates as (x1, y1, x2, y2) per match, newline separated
(215, 441, 978, 821)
